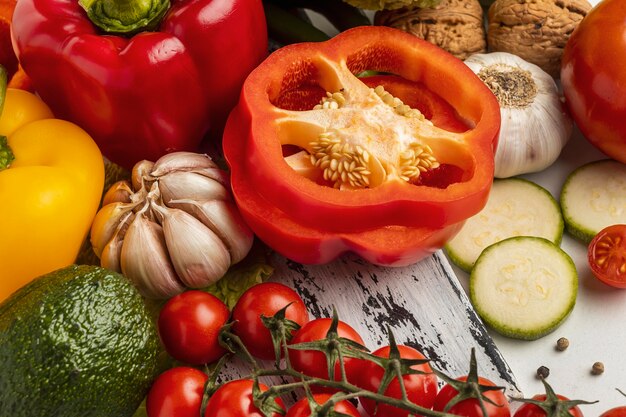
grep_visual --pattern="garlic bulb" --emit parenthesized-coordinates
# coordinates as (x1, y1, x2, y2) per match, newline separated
(90, 152, 254, 299)
(464, 52, 572, 178)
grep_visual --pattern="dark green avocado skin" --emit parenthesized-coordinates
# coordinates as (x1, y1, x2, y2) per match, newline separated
(0, 265, 161, 417)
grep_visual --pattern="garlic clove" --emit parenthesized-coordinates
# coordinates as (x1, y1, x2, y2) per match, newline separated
(90, 202, 137, 258)
(159, 171, 229, 204)
(132, 160, 155, 191)
(189, 167, 230, 187)
(102, 180, 133, 206)
(150, 152, 218, 177)
(120, 213, 185, 299)
(152, 203, 231, 289)
(100, 214, 133, 273)
(168, 199, 253, 265)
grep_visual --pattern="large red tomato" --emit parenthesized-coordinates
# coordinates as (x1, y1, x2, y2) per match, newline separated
(600, 406, 626, 417)
(204, 379, 285, 417)
(146, 367, 208, 417)
(433, 376, 510, 417)
(352, 345, 438, 417)
(513, 394, 583, 417)
(232, 282, 310, 360)
(288, 318, 365, 390)
(561, 0, 626, 163)
(285, 393, 362, 417)
(158, 290, 230, 365)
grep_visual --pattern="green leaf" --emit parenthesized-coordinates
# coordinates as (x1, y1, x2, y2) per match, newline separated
(203, 241, 274, 309)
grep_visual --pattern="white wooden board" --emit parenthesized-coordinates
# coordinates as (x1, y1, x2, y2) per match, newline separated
(222, 250, 521, 400)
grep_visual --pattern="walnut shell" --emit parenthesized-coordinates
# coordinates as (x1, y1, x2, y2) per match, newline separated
(374, 0, 486, 60)
(488, 0, 592, 78)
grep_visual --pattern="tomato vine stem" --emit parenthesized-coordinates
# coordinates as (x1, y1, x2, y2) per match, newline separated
(217, 308, 473, 417)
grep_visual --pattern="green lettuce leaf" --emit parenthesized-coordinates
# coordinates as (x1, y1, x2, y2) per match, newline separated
(203, 240, 274, 309)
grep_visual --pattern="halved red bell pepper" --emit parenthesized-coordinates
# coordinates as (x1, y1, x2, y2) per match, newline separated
(11, 0, 267, 169)
(223, 26, 500, 266)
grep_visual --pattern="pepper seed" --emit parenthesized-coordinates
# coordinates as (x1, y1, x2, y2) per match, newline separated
(536, 365, 550, 379)
(591, 362, 604, 375)
(556, 337, 569, 351)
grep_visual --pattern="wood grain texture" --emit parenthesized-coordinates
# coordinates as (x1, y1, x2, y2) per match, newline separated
(222, 250, 522, 400)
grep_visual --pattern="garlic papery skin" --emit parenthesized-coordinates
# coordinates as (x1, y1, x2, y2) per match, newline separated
(168, 199, 254, 264)
(91, 151, 254, 299)
(464, 52, 572, 178)
(90, 202, 137, 257)
(151, 202, 231, 288)
(150, 151, 218, 177)
(120, 211, 185, 299)
(159, 171, 229, 203)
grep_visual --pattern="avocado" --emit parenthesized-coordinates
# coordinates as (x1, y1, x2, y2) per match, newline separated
(0, 265, 162, 417)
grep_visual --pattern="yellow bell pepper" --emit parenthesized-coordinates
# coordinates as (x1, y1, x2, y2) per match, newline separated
(0, 68, 104, 301)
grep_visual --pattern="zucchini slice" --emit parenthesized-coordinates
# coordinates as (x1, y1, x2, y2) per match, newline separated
(470, 236, 577, 340)
(560, 159, 626, 243)
(445, 178, 563, 272)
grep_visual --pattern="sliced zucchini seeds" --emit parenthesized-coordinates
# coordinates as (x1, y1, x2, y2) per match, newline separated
(561, 159, 626, 243)
(298, 85, 439, 190)
(445, 178, 563, 272)
(470, 237, 577, 340)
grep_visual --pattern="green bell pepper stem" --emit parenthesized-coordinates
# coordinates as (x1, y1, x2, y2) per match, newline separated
(0, 136, 13, 171)
(78, 0, 171, 36)
(0, 65, 12, 172)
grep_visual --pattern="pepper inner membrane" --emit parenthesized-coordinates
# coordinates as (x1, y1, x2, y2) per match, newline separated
(272, 56, 474, 190)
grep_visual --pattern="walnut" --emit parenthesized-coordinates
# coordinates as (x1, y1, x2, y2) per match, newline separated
(374, 0, 486, 60)
(488, 0, 592, 78)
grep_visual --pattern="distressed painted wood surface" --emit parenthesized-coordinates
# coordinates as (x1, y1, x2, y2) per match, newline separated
(222, 250, 522, 400)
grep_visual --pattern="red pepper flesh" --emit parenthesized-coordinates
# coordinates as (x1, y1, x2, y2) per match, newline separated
(223, 27, 500, 266)
(11, 0, 268, 169)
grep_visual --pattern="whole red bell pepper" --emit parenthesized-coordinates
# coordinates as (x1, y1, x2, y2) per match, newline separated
(11, 0, 267, 169)
(223, 26, 500, 266)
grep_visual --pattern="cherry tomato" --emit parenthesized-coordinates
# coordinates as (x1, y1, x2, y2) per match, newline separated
(600, 406, 626, 417)
(146, 367, 208, 417)
(561, 0, 626, 163)
(285, 393, 362, 417)
(513, 394, 583, 417)
(158, 290, 230, 365)
(288, 318, 364, 390)
(232, 282, 310, 359)
(588, 224, 626, 288)
(433, 376, 510, 417)
(204, 379, 285, 417)
(351, 345, 437, 417)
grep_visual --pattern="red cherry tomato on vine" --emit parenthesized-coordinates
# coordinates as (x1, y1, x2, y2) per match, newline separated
(588, 224, 626, 289)
(288, 318, 364, 390)
(351, 345, 437, 417)
(204, 379, 285, 417)
(146, 367, 208, 417)
(600, 406, 626, 417)
(433, 376, 510, 417)
(285, 393, 362, 417)
(158, 290, 230, 365)
(561, 0, 626, 163)
(232, 282, 310, 359)
(513, 394, 583, 417)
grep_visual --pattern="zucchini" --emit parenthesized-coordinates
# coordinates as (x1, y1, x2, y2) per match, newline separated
(445, 178, 563, 272)
(560, 159, 626, 243)
(470, 236, 578, 340)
